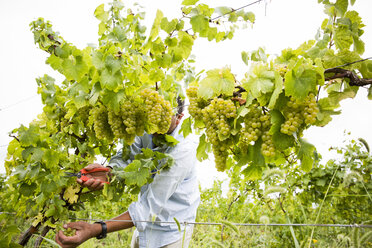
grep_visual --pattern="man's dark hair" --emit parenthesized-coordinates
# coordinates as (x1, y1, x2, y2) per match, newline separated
(176, 96, 185, 115)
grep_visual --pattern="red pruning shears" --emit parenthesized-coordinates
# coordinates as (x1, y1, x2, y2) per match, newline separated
(64, 167, 110, 184)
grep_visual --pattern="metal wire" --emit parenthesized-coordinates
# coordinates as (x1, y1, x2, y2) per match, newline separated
(67, 217, 372, 228)
(1, 212, 371, 228)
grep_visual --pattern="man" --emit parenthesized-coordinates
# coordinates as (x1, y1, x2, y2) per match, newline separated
(55, 100, 200, 248)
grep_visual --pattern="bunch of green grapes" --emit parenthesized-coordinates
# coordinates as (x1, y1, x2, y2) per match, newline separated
(261, 130, 275, 157)
(303, 93, 319, 125)
(186, 86, 207, 122)
(120, 100, 145, 144)
(64, 227, 76, 236)
(239, 104, 275, 157)
(107, 108, 126, 140)
(202, 98, 236, 171)
(274, 64, 288, 78)
(55, 223, 76, 236)
(213, 140, 232, 171)
(76, 105, 91, 126)
(91, 105, 114, 141)
(240, 104, 263, 145)
(202, 98, 236, 138)
(280, 97, 304, 135)
(280, 93, 319, 135)
(141, 89, 173, 134)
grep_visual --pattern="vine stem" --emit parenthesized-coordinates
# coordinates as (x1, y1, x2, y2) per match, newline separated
(308, 164, 340, 248)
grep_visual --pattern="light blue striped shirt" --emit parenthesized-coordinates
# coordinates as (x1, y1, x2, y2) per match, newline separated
(109, 122, 200, 248)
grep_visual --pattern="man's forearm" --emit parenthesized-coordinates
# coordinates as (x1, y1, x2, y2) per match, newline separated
(106, 211, 134, 233)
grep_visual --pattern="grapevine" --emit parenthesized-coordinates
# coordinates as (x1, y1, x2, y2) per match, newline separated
(1, 0, 371, 246)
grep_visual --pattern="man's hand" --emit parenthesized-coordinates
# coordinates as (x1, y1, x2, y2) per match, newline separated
(55, 221, 101, 248)
(77, 163, 110, 191)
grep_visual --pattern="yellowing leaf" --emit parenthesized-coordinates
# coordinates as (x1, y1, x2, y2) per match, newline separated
(32, 212, 44, 227)
(63, 185, 81, 204)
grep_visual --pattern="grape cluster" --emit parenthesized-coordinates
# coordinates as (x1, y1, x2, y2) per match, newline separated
(261, 131, 275, 157)
(76, 106, 91, 125)
(202, 98, 236, 171)
(141, 89, 172, 134)
(186, 86, 207, 122)
(303, 93, 318, 124)
(280, 93, 318, 135)
(240, 104, 263, 144)
(91, 105, 114, 141)
(64, 227, 76, 237)
(107, 109, 127, 139)
(239, 104, 276, 157)
(120, 100, 145, 143)
(274, 64, 288, 78)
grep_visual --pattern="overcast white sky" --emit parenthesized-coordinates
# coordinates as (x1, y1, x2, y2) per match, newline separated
(0, 0, 371, 188)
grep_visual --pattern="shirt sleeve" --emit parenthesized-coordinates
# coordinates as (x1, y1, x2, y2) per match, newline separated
(108, 137, 143, 168)
(128, 137, 197, 231)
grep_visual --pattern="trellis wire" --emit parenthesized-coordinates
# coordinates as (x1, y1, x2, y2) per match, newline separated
(66, 217, 372, 228)
(1, 212, 371, 228)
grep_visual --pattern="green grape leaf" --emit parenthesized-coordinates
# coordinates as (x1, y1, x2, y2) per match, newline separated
(179, 117, 192, 138)
(196, 134, 210, 162)
(182, 0, 199, 5)
(242, 165, 262, 180)
(94, 4, 109, 22)
(61, 55, 88, 81)
(149, 10, 163, 41)
(46, 54, 62, 71)
(298, 138, 316, 172)
(241, 51, 249, 65)
(269, 110, 295, 149)
(40, 179, 57, 195)
(19, 182, 37, 197)
(243, 63, 274, 99)
(273, 131, 295, 151)
(160, 17, 178, 34)
(101, 89, 125, 113)
(124, 160, 149, 187)
(284, 60, 319, 100)
(334, 26, 353, 51)
(368, 85, 372, 100)
(335, 0, 348, 16)
(165, 135, 180, 146)
(250, 47, 267, 63)
(190, 14, 209, 36)
(42, 150, 59, 169)
(18, 124, 39, 146)
(92, 51, 104, 70)
(169, 31, 194, 61)
(198, 68, 235, 99)
(268, 71, 284, 109)
(55, 43, 72, 59)
(101, 63, 122, 90)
